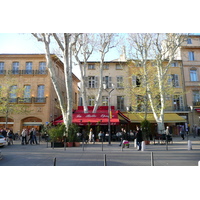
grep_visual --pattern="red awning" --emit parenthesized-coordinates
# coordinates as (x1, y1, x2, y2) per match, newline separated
(72, 112, 119, 125)
(195, 108, 200, 112)
(52, 106, 130, 126)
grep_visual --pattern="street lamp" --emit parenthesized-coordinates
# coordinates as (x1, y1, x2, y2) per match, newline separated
(190, 105, 194, 137)
(103, 83, 115, 145)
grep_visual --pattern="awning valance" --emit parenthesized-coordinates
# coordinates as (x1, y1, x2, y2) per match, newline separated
(122, 113, 186, 123)
(53, 106, 130, 126)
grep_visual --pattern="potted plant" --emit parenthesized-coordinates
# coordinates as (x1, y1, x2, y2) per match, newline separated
(48, 124, 66, 147)
(67, 123, 80, 147)
(141, 119, 151, 145)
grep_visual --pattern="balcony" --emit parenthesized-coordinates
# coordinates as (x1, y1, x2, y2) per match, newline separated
(34, 97, 46, 103)
(21, 70, 34, 75)
(0, 97, 46, 104)
(0, 70, 6, 75)
(18, 98, 32, 103)
(5, 70, 48, 75)
(193, 101, 200, 106)
(8, 70, 21, 75)
(34, 70, 48, 75)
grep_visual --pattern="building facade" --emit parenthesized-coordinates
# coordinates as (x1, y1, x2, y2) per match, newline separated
(179, 35, 200, 130)
(81, 53, 187, 135)
(0, 54, 79, 133)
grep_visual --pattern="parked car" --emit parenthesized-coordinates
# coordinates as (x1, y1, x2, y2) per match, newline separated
(0, 135, 7, 147)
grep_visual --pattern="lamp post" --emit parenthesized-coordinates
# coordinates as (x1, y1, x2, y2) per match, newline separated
(103, 83, 115, 145)
(190, 105, 195, 138)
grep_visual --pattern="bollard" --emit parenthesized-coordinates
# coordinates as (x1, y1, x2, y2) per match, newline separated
(141, 141, 145, 151)
(53, 157, 56, 166)
(104, 154, 107, 166)
(82, 138, 84, 151)
(151, 152, 154, 166)
(198, 161, 200, 166)
(134, 139, 137, 149)
(188, 140, 192, 150)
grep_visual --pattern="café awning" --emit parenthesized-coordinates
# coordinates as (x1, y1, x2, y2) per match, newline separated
(122, 113, 186, 123)
(53, 106, 130, 126)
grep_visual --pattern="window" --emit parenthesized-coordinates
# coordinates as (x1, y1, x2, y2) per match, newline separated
(116, 76, 124, 88)
(25, 62, 33, 74)
(36, 85, 45, 102)
(132, 75, 142, 87)
(24, 85, 31, 98)
(87, 76, 98, 88)
(88, 64, 95, 70)
(173, 95, 183, 111)
(10, 85, 17, 102)
(117, 96, 124, 110)
(39, 62, 46, 74)
(168, 74, 179, 87)
(103, 76, 112, 88)
(37, 85, 45, 98)
(12, 62, 19, 74)
(193, 91, 200, 102)
(116, 64, 123, 70)
(171, 62, 178, 67)
(188, 51, 194, 61)
(187, 38, 192, 44)
(102, 96, 108, 106)
(103, 64, 109, 70)
(88, 96, 95, 106)
(0, 62, 4, 74)
(190, 69, 198, 81)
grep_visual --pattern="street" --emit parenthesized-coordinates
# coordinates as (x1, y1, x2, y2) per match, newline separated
(0, 136, 200, 166)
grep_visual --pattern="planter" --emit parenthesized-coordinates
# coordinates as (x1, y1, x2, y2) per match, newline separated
(96, 139, 99, 142)
(144, 140, 150, 145)
(67, 142, 74, 147)
(51, 142, 64, 148)
(74, 142, 80, 147)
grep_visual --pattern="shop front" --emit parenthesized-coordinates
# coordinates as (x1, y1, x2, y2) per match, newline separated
(53, 106, 130, 140)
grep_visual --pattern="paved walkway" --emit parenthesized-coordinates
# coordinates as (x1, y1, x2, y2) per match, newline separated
(0, 135, 200, 166)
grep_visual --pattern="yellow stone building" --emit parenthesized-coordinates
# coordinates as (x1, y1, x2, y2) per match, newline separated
(0, 54, 79, 134)
(179, 35, 200, 130)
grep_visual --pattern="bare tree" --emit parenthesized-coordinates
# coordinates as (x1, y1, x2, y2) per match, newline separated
(92, 33, 118, 113)
(128, 33, 187, 134)
(73, 33, 97, 113)
(32, 33, 80, 135)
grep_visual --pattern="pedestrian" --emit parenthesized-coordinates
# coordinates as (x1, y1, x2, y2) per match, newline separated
(192, 125, 197, 138)
(136, 126, 143, 151)
(21, 128, 27, 145)
(98, 131, 104, 142)
(89, 128, 93, 143)
(105, 132, 109, 142)
(119, 128, 125, 146)
(2, 128, 7, 138)
(30, 129, 34, 144)
(7, 129, 14, 145)
(32, 128, 38, 144)
(180, 126, 185, 140)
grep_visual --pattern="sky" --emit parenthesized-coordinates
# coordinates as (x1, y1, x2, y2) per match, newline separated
(0, 33, 123, 78)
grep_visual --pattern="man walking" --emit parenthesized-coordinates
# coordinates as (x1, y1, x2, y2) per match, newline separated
(31, 128, 38, 145)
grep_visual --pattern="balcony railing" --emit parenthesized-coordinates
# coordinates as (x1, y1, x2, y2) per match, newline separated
(193, 101, 200, 106)
(35, 70, 48, 75)
(0, 97, 46, 104)
(21, 70, 34, 75)
(18, 98, 32, 103)
(0, 70, 6, 75)
(34, 97, 46, 103)
(4, 70, 48, 75)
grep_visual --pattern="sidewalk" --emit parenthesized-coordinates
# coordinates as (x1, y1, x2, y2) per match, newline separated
(0, 135, 199, 166)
